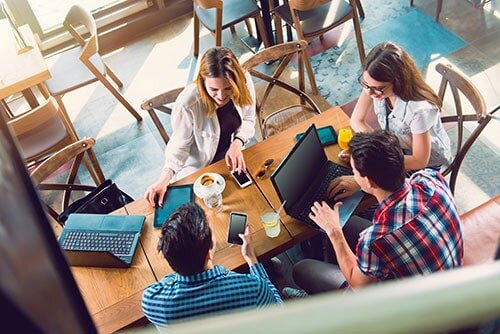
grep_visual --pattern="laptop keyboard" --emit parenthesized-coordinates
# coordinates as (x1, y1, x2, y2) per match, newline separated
(61, 231, 136, 256)
(294, 163, 353, 227)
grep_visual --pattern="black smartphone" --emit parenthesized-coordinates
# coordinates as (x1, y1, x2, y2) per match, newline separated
(227, 212, 248, 245)
(231, 169, 253, 188)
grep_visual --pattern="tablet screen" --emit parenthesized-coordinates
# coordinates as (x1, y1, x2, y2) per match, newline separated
(153, 185, 194, 228)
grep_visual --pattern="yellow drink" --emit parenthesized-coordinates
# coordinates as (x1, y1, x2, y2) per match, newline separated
(338, 128, 353, 150)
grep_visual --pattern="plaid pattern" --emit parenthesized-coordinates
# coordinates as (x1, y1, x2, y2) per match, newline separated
(142, 263, 282, 327)
(357, 169, 463, 280)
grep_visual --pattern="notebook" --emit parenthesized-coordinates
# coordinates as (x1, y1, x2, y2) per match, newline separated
(58, 213, 145, 268)
(271, 124, 364, 229)
(153, 184, 194, 228)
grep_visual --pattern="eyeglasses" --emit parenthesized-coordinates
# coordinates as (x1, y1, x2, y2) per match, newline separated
(357, 75, 389, 95)
(256, 159, 274, 179)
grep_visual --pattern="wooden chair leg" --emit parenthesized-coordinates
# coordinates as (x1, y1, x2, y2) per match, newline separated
(53, 95, 80, 142)
(254, 14, 270, 48)
(103, 65, 124, 88)
(352, 12, 366, 62)
(354, 0, 365, 19)
(194, 13, 200, 57)
(215, 28, 222, 47)
(91, 70, 142, 121)
(148, 109, 170, 147)
(244, 19, 254, 36)
(410, 0, 415, 6)
(301, 50, 319, 95)
(38, 83, 50, 99)
(230, 25, 236, 34)
(436, 0, 443, 22)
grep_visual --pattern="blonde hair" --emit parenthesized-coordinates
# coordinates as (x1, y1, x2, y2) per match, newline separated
(196, 47, 253, 116)
(363, 41, 442, 108)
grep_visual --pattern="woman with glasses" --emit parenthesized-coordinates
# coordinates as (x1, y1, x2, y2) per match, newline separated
(144, 47, 256, 207)
(350, 41, 452, 171)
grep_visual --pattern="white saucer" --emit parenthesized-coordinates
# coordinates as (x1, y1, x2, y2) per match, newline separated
(193, 173, 225, 200)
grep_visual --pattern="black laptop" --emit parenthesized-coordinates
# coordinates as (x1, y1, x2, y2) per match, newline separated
(58, 213, 145, 268)
(270, 124, 364, 229)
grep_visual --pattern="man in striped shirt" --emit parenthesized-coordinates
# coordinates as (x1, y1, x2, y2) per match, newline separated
(290, 130, 463, 293)
(142, 202, 282, 329)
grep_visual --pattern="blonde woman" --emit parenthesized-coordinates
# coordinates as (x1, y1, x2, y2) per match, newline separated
(145, 47, 256, 206)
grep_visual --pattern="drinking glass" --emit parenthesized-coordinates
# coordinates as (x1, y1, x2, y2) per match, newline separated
(338, 127, 353, 162)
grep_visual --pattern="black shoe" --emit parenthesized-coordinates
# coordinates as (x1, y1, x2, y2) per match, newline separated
(282, 287, 307, 299)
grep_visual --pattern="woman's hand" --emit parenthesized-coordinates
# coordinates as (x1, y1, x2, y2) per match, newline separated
(144, 169, 173, 207)
(225, 139, 246, 173)
(328, 175, 361, 200)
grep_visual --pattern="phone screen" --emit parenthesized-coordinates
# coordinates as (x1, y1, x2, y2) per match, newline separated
(232, 170, 251, 187)
(228, 213, 247, 244)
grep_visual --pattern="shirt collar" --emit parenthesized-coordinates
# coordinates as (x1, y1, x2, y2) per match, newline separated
(378, 181, 410, 211)
(174, 265, 228, 284)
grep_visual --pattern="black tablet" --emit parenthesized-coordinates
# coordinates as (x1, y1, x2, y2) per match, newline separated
(295, 125, 337, 146)
(153, 184, 194, 228)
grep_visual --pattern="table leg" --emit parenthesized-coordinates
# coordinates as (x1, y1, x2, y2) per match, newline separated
(21, 88, 39, 108)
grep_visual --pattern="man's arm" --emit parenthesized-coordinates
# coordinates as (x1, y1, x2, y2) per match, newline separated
(310, 201, 375, 289)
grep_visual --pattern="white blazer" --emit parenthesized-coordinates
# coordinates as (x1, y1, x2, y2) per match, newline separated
(164, 71, 256, 182)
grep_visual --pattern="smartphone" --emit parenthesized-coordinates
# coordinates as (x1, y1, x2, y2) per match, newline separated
(296, 125, 337, 146)
(227, 212, 248, 245)
(231, 169, 253, 188)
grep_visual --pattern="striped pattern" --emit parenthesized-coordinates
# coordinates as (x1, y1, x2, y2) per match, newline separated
(357, 169, 463, 280)
(142, 263, 282, 327)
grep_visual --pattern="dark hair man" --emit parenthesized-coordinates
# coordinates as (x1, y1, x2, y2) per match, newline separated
(290, 130, 463, 293)
(142, 202, 282, 328)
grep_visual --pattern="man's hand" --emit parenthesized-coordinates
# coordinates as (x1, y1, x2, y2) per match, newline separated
(309, 201, 343, 237)
(328, 175, 360, 200)
(238, 226, 258, 266)
(225, 140, 246, 173)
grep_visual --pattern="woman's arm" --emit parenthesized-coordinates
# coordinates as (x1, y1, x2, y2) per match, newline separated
(404, 130, 431, 170)
(234, 72, 256, 142)
(350, 90, 375, 133)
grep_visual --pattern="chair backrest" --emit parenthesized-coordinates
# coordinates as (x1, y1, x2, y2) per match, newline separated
(63, 5, 99, 65)
(288, 0, 358, 39)
(435, 63, 493, 194)
(140, 87, 184, 146)
(460, 195, 500, 266)
(7, 96, 78, 163)
(30, 137, 105, 226)
(241, 40, 321, 138)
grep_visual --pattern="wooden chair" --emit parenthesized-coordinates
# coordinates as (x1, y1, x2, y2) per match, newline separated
(272, 0, 366, 64)
(193, 0, 270, 57)
(44, 5, 142, 122)
(30, 137, 106, 226)
(140, 87, 183, 147)
(435, 63, 496, 194)
(241, 40, 321, 139)
(460, 195, 500, 266)
(410, 0, 444, 22)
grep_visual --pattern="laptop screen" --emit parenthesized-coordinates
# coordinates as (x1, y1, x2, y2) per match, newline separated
(271, 124, 328, 212)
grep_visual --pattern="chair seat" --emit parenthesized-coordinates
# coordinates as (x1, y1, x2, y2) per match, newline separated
(274, 1, 353, 37)
(17, 116, 71, 161)
(45, 47, 106, 96)
(195, 0, 261, 31)
(264, 105, 319, 137)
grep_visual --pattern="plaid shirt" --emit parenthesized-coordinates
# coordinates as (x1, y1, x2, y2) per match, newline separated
(357, 169, 463, 280)
(142, 263, 282, 327)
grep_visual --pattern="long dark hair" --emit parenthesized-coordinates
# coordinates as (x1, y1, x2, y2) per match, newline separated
(363, 42, 442, 108)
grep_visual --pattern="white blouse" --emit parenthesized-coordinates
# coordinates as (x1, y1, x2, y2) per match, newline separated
(164, 71, 256, 182)
(373, 97, 452, 168)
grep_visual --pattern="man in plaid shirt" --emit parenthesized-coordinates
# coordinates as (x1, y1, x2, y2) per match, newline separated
(290, 130, 463, 293)
(142, 202, 282, 329)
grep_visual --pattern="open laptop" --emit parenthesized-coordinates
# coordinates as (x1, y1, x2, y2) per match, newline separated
(271, 124, 364, 229)
(58, 213, 145, 268)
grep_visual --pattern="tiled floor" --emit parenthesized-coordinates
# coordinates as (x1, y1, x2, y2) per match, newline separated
(8, 0, 500, 302)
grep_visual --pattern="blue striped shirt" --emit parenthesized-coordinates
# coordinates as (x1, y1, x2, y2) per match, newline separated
(142, 263, 282, 327)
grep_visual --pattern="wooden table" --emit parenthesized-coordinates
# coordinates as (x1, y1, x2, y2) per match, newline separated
(71, 106, 370, 333)
(0, 20, 50, 116)
(72, 159, 293, 333)
(244, 106, 352, 242)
